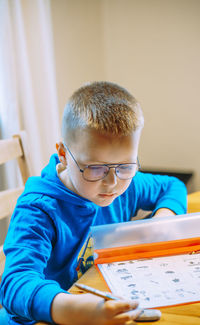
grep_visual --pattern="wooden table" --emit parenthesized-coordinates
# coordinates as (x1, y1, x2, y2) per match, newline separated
(188, 191, 200, 214)
(37, 265, 200, 325)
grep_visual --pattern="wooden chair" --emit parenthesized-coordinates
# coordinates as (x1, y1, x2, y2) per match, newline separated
(0, 131, 32, 284)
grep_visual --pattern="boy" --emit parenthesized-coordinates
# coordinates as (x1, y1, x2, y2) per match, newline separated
(0, 82, 187, 325)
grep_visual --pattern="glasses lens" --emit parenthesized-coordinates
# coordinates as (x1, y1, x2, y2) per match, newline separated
(116, 164, 137, 179)
(83, 165, 109, 181)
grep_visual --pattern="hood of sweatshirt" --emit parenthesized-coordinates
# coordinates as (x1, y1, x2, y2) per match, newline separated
(22, 154, 97, 210)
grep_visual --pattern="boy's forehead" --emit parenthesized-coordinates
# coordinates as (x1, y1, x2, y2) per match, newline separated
(70, 128, 140, 163)
(71, 127, 140, 144)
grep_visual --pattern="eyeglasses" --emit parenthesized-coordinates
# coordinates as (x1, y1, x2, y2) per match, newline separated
(63, 142, 140, 182)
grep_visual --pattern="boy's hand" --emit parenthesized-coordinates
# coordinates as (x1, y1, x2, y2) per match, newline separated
(51, 292, 140, 325)
(154, 208, 176, 218)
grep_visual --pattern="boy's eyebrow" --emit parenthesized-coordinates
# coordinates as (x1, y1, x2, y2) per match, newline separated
(78, 159, 135, 166)
(76, 159, 109, 166)
(73, 153, 137, 166)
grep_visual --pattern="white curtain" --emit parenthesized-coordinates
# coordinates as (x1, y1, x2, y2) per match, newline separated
(0, 0, 60, 186)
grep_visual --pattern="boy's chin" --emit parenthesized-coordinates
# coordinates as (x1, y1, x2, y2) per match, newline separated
(92, 196, 116, 207)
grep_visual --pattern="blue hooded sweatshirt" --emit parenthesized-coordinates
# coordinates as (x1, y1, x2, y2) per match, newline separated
(0, 154, 187, 325)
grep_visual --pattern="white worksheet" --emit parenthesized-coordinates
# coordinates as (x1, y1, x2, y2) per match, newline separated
(98, 253, 200, 308)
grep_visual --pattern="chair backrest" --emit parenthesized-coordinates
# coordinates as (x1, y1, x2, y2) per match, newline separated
(0, 131, 32, 281)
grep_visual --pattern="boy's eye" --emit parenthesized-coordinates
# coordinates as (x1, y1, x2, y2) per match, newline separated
(87, 165, 108, 174)
(84, 165, 108, 179)
(88, 165, 104, 170)
(119, 164, 135, 171)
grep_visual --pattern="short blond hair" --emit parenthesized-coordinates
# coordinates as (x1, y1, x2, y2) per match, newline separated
(62, 81, 144, 142)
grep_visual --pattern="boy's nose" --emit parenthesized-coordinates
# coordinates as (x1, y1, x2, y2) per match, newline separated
(102, 168, 117, 185)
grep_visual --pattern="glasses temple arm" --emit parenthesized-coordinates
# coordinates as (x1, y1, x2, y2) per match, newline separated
(137, 157, 141, 170)
(63, 142, 84, 172)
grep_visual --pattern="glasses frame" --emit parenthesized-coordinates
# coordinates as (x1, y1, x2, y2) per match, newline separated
(63, 142, 141, 182)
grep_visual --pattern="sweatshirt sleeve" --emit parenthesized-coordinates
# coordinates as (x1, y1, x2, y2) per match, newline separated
(132, 172, 187, 216)
(0, 198, 67, 324)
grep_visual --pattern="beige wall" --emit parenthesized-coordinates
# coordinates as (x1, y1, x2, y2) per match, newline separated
(51, 0, 200, 189)
(51, 0, 105, 110)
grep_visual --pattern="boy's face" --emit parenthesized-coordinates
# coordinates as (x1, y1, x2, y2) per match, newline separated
(59, 128, 141, 207)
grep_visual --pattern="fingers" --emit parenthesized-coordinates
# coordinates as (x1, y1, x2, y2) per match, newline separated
(102, 309, 141, 325)
(103, 299, 139, 318)
(113, 308, 142, 324)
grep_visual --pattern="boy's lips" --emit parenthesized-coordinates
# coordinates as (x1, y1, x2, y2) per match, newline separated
(98, 193, 116, 198)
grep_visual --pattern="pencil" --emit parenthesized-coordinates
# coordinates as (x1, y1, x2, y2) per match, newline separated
(75, 283, 119, 300)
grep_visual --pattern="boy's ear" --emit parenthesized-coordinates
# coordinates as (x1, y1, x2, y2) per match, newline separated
(56, 142, 67, 167)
